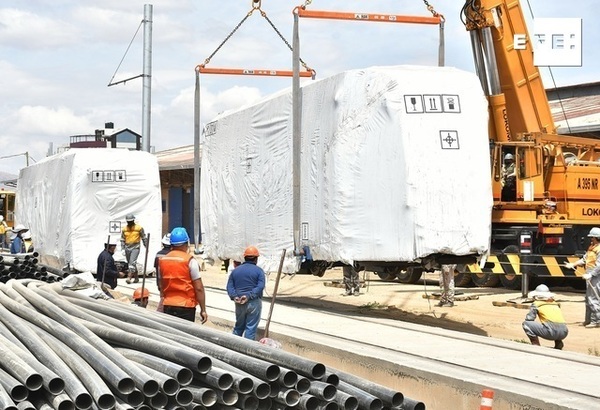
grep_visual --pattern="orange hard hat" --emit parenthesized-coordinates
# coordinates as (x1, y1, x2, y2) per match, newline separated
(243, 246, 260, 257)
(133, 287, 150, 300)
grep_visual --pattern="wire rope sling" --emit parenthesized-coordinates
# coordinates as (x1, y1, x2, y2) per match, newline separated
(191, 0, 316, 254)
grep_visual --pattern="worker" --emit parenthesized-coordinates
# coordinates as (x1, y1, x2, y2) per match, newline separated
(22, 230, 34, 253)
(132, 287, 150, 308)
(226, 246, 266, 340)
(565, 227, 600, 328)
(342, 265, 361, 296)
(501, 153, 516, 201)
(97, 237, 120, 290)
(121, 213, 148, 284)
(154, 233, 171, 312)
(9, 224, 29, 254)
(522, 284, 568, 349)
(0, 215, 8, 249)
(437, 264, 456, 307)
(158, 227, 208, 323)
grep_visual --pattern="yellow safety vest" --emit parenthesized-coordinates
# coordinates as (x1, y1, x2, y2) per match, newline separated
(122, 224, 143, 245)
(533, 300, 566, 324)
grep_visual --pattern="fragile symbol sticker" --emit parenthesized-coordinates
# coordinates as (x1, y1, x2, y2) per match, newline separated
(440, 130, 459, 149)
(404, 95, 424, 113)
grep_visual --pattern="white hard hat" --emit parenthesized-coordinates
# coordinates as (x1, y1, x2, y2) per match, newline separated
(588, 227, 600, 238)
(11, 224, 29, 233)
(161, 234, 171, 246)
(104, 235, 118, 246)
(504, 153, 514, 161)
(22, 231, 31, 240)
(528, 284, 555, 300)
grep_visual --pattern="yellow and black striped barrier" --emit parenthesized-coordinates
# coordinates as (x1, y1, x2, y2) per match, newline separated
(466, 254, 584, 277)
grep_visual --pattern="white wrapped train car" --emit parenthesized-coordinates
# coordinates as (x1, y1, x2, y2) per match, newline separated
(16, 148, 162, 274)
(201, 65, 493, 274)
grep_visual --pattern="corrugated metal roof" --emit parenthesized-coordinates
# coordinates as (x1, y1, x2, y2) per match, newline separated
(155, 144, 197, 170)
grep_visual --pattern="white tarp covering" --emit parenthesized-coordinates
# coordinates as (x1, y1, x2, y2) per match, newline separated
(201, 65, 493, 273)
(16, 149, 162, 273)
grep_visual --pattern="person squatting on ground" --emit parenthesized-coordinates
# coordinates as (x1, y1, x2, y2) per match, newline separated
(10, 224, 29, 254)
(226, 246, 266, 340)
(154, 233, 171, 312)
(342, 265, 361, 296)
(121, 213, 148, 284)
(522, 284, 568, 350)
(0, 215, 8, 249)
(97, 237, 120, 290)
(158, 227, 208, 323)
(565, 227, 600, 328)
(438, 264, 456, 307)
(132, 287, 149, 308)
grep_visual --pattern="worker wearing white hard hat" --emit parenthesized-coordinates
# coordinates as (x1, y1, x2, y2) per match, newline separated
(522, 284, 568, 349)
(120, 213, 148, 284)
(21, 230, 34, 253)
(9, 224, 29, 254)
(565, 227, 600, 327)
(96, 235, 120, 290)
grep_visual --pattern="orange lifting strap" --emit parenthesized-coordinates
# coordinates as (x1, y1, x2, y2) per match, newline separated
(197, 67, 313, 78)
(196, 0, 315, 78)
(296, 8, 441, 25)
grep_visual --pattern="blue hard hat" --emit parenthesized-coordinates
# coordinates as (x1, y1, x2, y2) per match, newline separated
(170, 227, 189, 246)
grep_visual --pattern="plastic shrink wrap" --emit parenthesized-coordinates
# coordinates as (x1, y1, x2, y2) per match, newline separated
(16, 149, 162, 273)
(201, 65, 493, 273)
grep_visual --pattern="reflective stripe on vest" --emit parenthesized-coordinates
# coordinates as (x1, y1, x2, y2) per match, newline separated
(159, 249, 196, 308)
(122, 224, 143, 245)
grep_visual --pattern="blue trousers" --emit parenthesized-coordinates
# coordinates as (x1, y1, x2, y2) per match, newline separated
(233, 298, 262, 340)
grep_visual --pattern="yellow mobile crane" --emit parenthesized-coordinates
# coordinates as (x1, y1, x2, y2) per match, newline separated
(457, 0, 598, 289)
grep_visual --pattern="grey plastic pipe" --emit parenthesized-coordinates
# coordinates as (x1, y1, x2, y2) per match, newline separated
(0, 283, 134, 395)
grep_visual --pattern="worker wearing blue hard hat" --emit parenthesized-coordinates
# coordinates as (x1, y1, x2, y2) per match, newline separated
(157, 227, 208, 323)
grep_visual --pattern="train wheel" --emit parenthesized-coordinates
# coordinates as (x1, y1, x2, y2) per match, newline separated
(397, 267, 423, 284)
(453, 264, 473, 287)
(375, 268, 399, 282)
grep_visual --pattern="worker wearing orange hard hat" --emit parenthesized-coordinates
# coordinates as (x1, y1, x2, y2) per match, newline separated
(226, 245, 266, 340)
(132, 287, 150, 308)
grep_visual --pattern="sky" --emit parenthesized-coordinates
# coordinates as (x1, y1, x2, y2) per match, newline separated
(0, 0, 598, 176)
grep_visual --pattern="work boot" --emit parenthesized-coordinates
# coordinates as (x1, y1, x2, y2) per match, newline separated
(585, 322, 600, 328)
(554, 340, 564, 350)
(528, 336, 541, 346)
(353, 286, 360, 296)
(343, 288, 353, 296)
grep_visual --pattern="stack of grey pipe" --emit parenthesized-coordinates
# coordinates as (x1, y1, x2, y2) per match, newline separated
(0, 253, 65, 284)
(0, 279, 425, 410)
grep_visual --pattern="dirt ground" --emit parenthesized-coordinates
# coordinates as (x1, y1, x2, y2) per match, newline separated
(199, 262, 600, 357)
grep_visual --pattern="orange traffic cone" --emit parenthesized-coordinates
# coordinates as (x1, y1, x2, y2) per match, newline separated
(480, 389, 494, 410)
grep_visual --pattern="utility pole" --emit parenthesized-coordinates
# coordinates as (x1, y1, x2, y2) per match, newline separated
(141, 4, 153, 153)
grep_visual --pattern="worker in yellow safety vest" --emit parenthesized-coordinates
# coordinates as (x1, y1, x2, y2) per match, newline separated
(120, 213, 148, 284)
(522, 284, 568, 350)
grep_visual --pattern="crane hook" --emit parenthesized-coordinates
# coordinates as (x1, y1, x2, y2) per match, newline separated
(252, 0, 261, 10)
